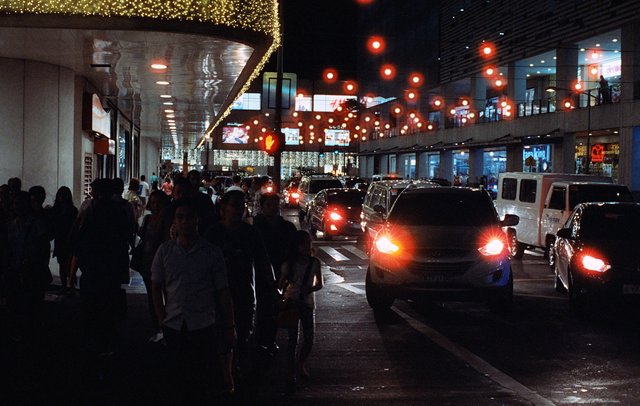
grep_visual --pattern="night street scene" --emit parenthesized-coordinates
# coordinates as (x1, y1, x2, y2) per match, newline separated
(3, 0, 640, 404)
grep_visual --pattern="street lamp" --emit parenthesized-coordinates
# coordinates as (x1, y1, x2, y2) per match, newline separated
(545, 86, 598, 174)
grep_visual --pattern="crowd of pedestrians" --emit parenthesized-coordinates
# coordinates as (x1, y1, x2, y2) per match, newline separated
(0, 171, 323, 402)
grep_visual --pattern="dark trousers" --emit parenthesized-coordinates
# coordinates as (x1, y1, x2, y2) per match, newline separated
(163, 324, 219, 401)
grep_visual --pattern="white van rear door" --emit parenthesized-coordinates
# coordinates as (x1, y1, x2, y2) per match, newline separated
(541, 185, 567, 245)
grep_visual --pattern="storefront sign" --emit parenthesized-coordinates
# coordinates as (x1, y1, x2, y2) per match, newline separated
(602, 60, 621, 79)
(591, 144, 605, 163)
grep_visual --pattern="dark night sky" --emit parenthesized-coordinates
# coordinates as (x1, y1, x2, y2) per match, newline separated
(274, 0, 360, 80)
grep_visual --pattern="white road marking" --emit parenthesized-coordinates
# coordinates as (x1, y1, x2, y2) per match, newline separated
(520, 260, 547, 265)
(338, 283, 366, 295)
(341, 244, 369, 260)
(525, 250, 544, 257)
(319, 246, 350, 262)
(514, 278, 555, 282)
(515, 293, 566, 301)
(394, 308, 555, 406)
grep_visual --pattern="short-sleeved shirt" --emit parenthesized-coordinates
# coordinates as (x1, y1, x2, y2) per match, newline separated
(151, 238, 228, 331)
(282, 257, 321, 309)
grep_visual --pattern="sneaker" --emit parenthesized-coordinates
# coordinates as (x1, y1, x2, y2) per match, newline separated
(148, 331, 164, 343)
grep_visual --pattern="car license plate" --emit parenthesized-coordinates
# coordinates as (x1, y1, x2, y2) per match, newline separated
(623, 285, 640, 295)
(423, 273, 452, 283)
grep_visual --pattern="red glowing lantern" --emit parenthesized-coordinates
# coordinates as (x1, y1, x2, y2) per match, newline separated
(409, 72, 424, 87)
(405, 90, 419, 102)
(367, 36, 386, 54)
(343, 81, 358, 94)
(323, 68, 338, 83)
(480, 43, 495, 58)
(380, 64, 396, 80)
(432, 97, 444, 108)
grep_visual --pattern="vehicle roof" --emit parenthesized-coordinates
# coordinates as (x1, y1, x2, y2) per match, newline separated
(576, 202, 640, 210)
(324, 188, 366, 195)
(402, 186, 487, 196)
(370, 179, 437, 188)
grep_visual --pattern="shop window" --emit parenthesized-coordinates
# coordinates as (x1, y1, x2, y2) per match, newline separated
(519, 179, 537, 203)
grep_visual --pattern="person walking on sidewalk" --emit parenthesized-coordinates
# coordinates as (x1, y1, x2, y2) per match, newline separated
(136, 190, 170, 343)
(278, 230, 323, 387)
(151, 199, 236, 401)
(253, 193, 296, 354)
(48, 186, 78, 294)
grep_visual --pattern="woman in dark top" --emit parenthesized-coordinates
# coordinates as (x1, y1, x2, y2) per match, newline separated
(49, 186, 78, 293)
(138, 190, 170, 342)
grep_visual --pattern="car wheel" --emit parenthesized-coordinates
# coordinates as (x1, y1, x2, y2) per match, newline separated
(547, 242, 556, 272)
(489, 271, 513, 314)
(508, 230, 524, 260)
(568, 271, 585, 313)
(323, 223, 333, 241)
(554, 275, 566, 293)
(544, 235, 555, 261)
(365, 268, 393, 311)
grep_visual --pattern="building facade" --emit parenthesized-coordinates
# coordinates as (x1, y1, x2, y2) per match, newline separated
(358, 0, 640, 195)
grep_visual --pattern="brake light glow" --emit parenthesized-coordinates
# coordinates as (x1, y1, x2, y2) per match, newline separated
(478, 238, 505, 256)
(581, 255, 610, 272)
(291, 192, 300, 199)
(375, 235, 399, 254)
(266, 186, 273, 193)
(329, 212, 343, 221)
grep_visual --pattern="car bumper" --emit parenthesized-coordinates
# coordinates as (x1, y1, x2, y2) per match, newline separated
(325, 220, 364, 237)
(573, 269, 640, 301)
(369, 255, 511, 301)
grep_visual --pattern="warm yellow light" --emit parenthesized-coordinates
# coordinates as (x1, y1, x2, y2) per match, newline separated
(151, 64, 167, 70)
(156, 81, 170, 85)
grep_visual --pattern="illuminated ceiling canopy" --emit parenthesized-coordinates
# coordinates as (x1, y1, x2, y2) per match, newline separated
(0, 0, 280, 150)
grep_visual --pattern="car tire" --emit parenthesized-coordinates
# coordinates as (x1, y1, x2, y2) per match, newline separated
(323, 223, 332, 241)
(365, 268, 393, 311)
(554, 273, 566, 293)
(547, 241, 556, 272)
(508, 230, 525, 260)
(489, 271, 513, 314)
(568, 271, 585, 313)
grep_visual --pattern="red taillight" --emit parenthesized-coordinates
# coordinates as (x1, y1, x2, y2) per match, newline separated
(581, 255, 610, 273)
(375, 235, 400, 254)
(478, 238, 505, 256)
(329, 212, 342, 221)
(291, 192, 300, 199)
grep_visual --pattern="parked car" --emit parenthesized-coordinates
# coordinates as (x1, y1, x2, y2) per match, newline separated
(297, 175, 344, 222)
(494, 172, 632, 259)
(307, 188, 366, 240)
(365, 186, 519, 313)
(553, 202, 640, 311)
(371, 174, 403, 182)
(282, 181, 301, 207)
(360, 180, 437, 251)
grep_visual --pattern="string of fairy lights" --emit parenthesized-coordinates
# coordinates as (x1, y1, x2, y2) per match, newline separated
(0, 0, 281, 150)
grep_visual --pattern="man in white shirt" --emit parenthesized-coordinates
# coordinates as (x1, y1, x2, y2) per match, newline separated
(139, 175, 151, 206)
(151, 199, 236, 400)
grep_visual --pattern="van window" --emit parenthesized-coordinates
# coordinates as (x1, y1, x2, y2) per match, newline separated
(519, 179, 537, 203)
(501, 178, 517, 200)
(548, 187, 566, 210)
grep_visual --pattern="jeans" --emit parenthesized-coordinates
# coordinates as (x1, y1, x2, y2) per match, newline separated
(287, 305, 314, 363)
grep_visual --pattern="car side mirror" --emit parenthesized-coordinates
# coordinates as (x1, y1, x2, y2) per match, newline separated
(373, 204, 386, 214)
(556, 228, 573, 239)
(500, 214, 519, 227)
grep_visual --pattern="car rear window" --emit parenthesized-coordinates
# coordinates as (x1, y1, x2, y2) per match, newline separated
(388, 192, 497, 226)
(310, 180, 343, 194)
(328, 192, 365, 207)
(569, 185, 634, 209)
(580, 206, 640, 240)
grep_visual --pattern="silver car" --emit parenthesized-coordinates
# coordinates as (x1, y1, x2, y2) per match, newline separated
(366, 187, 519, 313)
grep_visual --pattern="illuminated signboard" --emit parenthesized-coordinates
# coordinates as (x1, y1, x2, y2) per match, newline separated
(591, 144, 605, 163)
(222, 126, 249, 144)
(283, 128, 300, 145)
(324, 129, 350, 146)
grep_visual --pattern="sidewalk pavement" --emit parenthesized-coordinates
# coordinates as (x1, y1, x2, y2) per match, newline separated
(0, 259, 295, 405)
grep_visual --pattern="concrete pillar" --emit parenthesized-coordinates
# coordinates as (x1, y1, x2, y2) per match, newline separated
(506, 144, 523, 172)
(441, 83, 457, 129)
(619, 126, 639, 191)
(507, 62, 527, 108)
(439, 150, 453, 181)
(555, 44, 579, 102)
(554, 132, 576, 174)
(467, 148, 484, 186)
(621, 21, 640, 102)
(380, 154, 389, 174)
(470, 76, 488, 112)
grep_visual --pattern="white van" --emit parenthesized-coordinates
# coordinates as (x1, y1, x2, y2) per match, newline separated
(495, 172, 633, 259)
